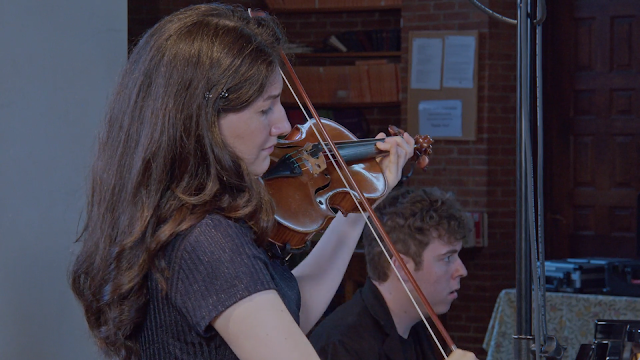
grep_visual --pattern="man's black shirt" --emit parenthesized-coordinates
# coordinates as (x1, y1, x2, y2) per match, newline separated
(309, 278, 439, 360)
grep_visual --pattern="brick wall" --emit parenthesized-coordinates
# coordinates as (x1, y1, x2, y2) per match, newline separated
(399, 1, 518, 357)
(128, 0, 266, 46)
(127, 0, 519, 358)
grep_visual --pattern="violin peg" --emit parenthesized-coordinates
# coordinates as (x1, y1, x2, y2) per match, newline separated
(386, 125, 432, 170)
(417, 155, 429, 170)
(388, 125, 404, 137)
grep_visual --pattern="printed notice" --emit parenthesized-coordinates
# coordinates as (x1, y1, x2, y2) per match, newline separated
(418, 100, 463, 137)
(442, 36, 476, 88)
(410, 37, 443, 90)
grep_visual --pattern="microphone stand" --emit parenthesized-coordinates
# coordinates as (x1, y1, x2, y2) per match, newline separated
(465, 0, 564, 358)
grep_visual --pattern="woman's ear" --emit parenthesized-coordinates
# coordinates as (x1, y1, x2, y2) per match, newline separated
(391, 254, 415, 282)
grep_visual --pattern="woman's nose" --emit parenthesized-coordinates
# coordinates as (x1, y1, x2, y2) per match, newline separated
(271, 106, 291, 136)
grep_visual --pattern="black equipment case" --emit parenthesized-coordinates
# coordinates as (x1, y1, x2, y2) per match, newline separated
(579, 258, 640, 297)
(545, 259, 606, 294)
(545, 258, 640, 296)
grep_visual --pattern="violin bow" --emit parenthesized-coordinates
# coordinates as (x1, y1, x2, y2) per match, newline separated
(249, 9, 456, 358)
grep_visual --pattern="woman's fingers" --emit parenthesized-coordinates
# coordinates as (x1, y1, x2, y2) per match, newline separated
(446, 349, 478, 360)
(375, 133, 414, 188)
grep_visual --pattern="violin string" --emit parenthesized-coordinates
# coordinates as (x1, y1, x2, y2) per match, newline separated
(280, 68, 367, 194)
(319, 139, 379, 154)
(290, 153, 305, 161)
(290, 150, 307, 171)
(279, 68, 447, 355)
(320, 139, 446, 357)
(254, 10, 449, 353)
(280, 68, 371, 221)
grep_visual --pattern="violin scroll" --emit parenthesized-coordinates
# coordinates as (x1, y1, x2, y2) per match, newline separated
(388, 125, 433, 171)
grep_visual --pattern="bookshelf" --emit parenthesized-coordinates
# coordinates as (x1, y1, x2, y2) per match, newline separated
(267, 0, 405, 312)
(267, 0, 403, 108)
(293, 51, 401, 59)
(280, 62, 401, 107)
(266, 4, 401, 12)
(265, 0, 401, 13)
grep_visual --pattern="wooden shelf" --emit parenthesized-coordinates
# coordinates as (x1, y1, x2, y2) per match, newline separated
(292, 51, 401, 58)
(282, 101, 401, 108)
(271, 1, 403, 109)
(267, 4, 401, 13)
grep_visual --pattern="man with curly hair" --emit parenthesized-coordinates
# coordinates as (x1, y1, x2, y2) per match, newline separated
(309, 187, 477, 360)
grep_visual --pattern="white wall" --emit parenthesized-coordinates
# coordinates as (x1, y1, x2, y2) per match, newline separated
(0, 1, 127, 359)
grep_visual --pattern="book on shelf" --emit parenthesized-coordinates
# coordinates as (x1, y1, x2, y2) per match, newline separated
(325, 35, 348, 52)
(388, 28, 400, 51)
(355, 31, 374, 52)
(280, 63, 399, 105)
(322, 29, 400, 53)
(284, 43, 315, 53)
(335, 31, 365, 52)
(347, 65, 370, 103)
(354, 59, 389, 66)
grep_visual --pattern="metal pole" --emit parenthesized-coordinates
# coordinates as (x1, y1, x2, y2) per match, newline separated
(465, 0, 559, 358)
(515, 0, 533, 358)
(535, 0, 549, 342)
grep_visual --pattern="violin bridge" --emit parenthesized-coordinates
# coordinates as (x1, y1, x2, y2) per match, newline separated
(300, 143, 327, 175)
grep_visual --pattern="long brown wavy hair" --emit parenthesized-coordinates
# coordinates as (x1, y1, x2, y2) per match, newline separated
(70, 4, 287, 358)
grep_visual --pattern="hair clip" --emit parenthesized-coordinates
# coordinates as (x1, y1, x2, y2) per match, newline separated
(204, 89, 229, 101)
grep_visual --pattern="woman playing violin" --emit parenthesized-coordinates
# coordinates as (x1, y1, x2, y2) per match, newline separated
(70, 3, 415, 360)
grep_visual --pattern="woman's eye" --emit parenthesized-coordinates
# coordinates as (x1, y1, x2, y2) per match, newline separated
(261, 107, 272, 115)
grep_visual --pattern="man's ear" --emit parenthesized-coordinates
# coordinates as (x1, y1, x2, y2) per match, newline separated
(391, 254, 415, 282)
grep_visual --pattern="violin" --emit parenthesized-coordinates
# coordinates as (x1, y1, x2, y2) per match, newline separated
(263, 117, 433, 250)
(249, 7, 456, 358)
